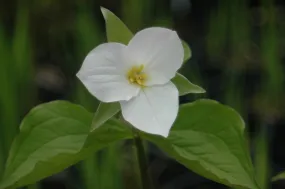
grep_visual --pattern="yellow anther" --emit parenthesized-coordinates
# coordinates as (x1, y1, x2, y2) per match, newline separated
(127, 64, 147, 87)
(137, 80, 143, 85)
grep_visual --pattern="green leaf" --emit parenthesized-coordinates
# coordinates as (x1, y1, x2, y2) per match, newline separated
(142, 99, 259, 189)
(272, 171, 285, 181)
(182, 40, 192, 62)
(0, 101, 132, 189)
(101, 7, 191, 62)
(172, 73, 205, 96)
(100, 7, 133, 45)
(91, 102, 120, 131)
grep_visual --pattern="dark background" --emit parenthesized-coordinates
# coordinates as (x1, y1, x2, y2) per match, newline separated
(0, 0, 285, 188)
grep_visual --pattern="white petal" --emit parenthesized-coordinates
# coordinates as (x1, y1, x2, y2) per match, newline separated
(120, 82, 179, 137)
(127, 27, 184, 86)
(77, 43, 139, 103)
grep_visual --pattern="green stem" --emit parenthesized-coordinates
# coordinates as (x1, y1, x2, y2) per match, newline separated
(134, 133, 153, 189)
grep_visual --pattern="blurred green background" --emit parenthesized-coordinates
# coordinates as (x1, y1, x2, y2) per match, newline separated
(0, 0, 285, 188)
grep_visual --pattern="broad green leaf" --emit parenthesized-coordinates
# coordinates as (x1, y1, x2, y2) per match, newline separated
(91, 102, 120, 131)
(0, 101, 132, 189)
(272, 171, 285, 181)
(101, 7, 190, 61)
(100, 7, 133, 45)
(172, 73, 205, 95)
(141, 99, 259, 189)
(182, 40, 192, 62)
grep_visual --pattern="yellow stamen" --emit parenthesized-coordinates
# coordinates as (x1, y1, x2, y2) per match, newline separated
(127, 64, 147, 87)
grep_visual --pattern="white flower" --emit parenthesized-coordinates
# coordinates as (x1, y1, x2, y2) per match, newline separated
(76, 27, 184, 137)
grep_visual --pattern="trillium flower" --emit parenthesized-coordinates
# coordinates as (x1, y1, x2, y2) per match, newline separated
(76, 27, 184, 137)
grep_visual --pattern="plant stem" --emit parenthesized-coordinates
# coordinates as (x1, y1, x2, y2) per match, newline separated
(134, 133, 153, 189)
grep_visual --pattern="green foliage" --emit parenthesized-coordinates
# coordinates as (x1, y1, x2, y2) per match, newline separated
(91, 102, 121, 131)
(97, 144, 124, 189)
(0, 24, 10, 178)
(0, 4, 33, 179)
(172, 73, 205, 95)
(0, 101, 92, 189)
(12, 3, 34, 112)
(101, 7, 133, 45)
(141, 99, 259, 189)
(254, 126, 270, 188)
(0, 101, 132, 189)
(79, 144, 125, 189)
(206, 0, 228, 60)
(13, 4, 32, 85)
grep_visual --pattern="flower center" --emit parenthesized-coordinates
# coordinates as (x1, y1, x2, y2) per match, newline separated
(127, 64, 147, 86)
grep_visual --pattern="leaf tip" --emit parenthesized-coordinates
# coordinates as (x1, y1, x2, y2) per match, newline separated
(100, 7, 108, 19)
(199, 87, 206, 93)
(271, 172, 285, 182)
